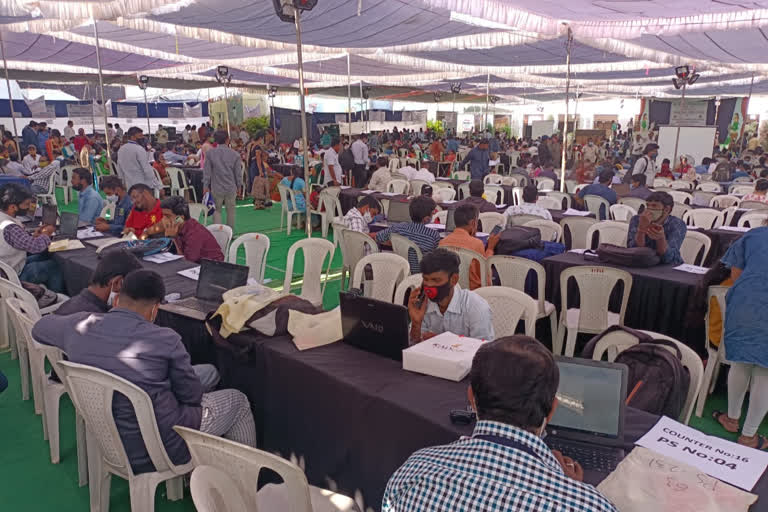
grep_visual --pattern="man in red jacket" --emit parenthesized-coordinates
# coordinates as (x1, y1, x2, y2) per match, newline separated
(124, 184, 163, 237)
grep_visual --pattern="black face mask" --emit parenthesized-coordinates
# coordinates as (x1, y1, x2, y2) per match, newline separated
(72, 183, 84, 191)
(15, 207, 29, 217)
(423, 280, 453, 303)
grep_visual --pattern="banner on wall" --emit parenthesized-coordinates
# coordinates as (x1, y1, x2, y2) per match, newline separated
(116, 104, 138, 118)
(637, 98, 651, 133)
(67, 103, 93, 118)
(721, 97, 749, 148)
(670, 99, 709, 126)
(183, 103, 203, 118)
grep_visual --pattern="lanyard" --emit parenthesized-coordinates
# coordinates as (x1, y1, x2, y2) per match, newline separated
(474, 434, 542, 462)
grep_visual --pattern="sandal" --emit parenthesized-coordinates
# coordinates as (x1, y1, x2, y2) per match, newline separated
(712, 410, 740, 433)
(738, 434, 768, 451)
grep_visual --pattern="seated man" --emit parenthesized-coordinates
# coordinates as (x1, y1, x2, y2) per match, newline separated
(124, 183, 163, 238)
(627, 191, 686, 265)
(407, 248, 494, 342)
(368, 157, 393, 193)
(343, 195, 381, 234)
(576, 170, 618, 220)
(71, 167, 104, 224)
(412, 165, 436, 184)
(0, 183, 63, 292)
(457, 179, 500, 213)
(383, 335, 617, 512)
(627, 173, 652, 200)
(22, 155, 59, 195)
(439, 204, 499, 289)
(32, 269, 256, 474)
(160, 196, 224, 263)
(376, 196, 441, 274)
(163, 143, 187, 165)
(94, 175, 133, 235)
(503, 184, 553, 224)
(741, 178, 768, 204)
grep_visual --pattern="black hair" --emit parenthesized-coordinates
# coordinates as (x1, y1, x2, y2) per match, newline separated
(160, 196, 190, 220)
(99, 175, 124, 191)
(357, 195, 381, 212)
(213, 131, 228, 144)
(331, 136, 341, 148)
(631, 173, 647, 186)
(469, 335, 559, 429)
(755, 178, 768, 192)
(126, 127, 143, 138)
(662, 158, 671, 165)
(598, 170, 615, 184)
(522, 184, 538, 203)
(469, 179, 485, 197)
(644, 143, 659, 154)
(454, 203, 479, 228)
(376, 156, 388, 168)
(51, 129, 61, 138)
(166, 142, 176, 151)
(128, 183, 153, 195)
(646, 191, 674, 209)
(90, 251, 143, 286)
(409, 195, 436, 222)
(121, 269, 166, 303)
(72, 167, 93, 185)
(420, 247, 460, 276)
(702, 157, 711, 166)
(0, 183, 34, 210)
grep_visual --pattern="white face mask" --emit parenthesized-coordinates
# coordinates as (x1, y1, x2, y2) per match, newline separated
(363, 211, 373, 223)
(538, 417, 549, 439)
(107, 290, 118, 307)
(106, 194, 118, 203)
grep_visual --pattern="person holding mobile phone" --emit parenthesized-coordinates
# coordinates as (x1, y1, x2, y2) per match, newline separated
(627, 191, 687, 265)
(160, 196, 224, 263)
(439, 204, 499, 289)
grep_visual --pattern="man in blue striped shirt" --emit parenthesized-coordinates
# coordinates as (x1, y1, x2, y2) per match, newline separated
(376, 196, 441, 274)
(383, 335, 617, 512)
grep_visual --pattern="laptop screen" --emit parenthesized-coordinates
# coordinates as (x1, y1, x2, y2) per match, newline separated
(195, 259, 250, 302)
(41, 205, 58, 226)
(445, 209, 456, 232)
(549, 358, 627, 440)
(387, 200, 411, 224)
(59, 212, 79, 236)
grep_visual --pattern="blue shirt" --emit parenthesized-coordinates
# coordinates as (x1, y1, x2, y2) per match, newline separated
(695, 164, 709, 174)
(376, 222, 441, 273)
(489, 138, 501, 153)
(37, 130, 49, 154)
(163, 150, 186, 164)
(459, 147, 490, 180)
(108, 194, 133, 235)
(445, 138, 459, 152)
(627, 214, 687, 265)
(578, 183, 617, 220)
(78, 185, 105, 224)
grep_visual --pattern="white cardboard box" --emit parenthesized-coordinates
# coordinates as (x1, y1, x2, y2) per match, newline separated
(402, 332, 486, 381)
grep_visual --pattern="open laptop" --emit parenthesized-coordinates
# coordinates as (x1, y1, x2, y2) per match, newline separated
(445, 209, 456, 233)
(52, 212, 79, 240)
(387, 200, 412, 224)
(161, 259, 249, 319)
(339, 292, 410, 361)
(26, 205, 58, 233)
(545, 357, 628, 474)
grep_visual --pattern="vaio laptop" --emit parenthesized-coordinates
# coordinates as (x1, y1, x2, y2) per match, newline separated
(387, 200, 412, 224)
(52, 212, 79, 240)
(339, 292, 410, 361)
(545, 357, 628, 475)
(162, 259, 249, 318)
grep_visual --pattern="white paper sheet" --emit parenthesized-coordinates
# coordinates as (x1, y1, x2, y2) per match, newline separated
(359, 190, 376, 195)
(718, 226, 750, 232)
(636, 416, 768, 491)
(76, 227, 104, 240)
(569, 248, 589, 254)
(440, 200, 457, 204)
(425, 223, 446, 230)
(48, 239, 86, 252)
(563, 208, 593, 216)
(674, 263, 710, 274)
(177, 266, 201, 281)
(143, 253, 184, 264)
(379, 192, 398, 196)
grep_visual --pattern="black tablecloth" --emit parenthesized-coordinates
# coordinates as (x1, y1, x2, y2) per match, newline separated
(701, 228, 744, 266)
(542, 252, 707, 352)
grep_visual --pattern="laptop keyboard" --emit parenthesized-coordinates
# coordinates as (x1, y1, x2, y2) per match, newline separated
(546, 438, 623, 473)
(173, 297, 217, 313)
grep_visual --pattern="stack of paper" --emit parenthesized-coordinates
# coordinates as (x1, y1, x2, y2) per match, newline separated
(48, 239, 86, 252)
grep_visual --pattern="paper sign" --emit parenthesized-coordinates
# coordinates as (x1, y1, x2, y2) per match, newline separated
(177, 266, 201, 280)
(636, 416, 768, 490)
(143, 253, 184, 264)
(674, 263, 709, 274)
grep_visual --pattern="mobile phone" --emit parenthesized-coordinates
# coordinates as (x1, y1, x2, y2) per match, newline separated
(414, 288, 426, 308)
(490, 224, 503, 237)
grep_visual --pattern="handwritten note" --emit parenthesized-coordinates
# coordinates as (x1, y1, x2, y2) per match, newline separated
(597, 446, 757, 512)
(636, 416, 768, 490)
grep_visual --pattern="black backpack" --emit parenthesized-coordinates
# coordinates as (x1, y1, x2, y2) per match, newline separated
(339, 148, 355, 172)
(712, 162, 732, 182)
(596, 244, 660, 267)
(495, 226, 543, 255)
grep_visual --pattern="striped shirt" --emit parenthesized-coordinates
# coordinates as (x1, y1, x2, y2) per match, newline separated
(383, 420, 617, 512)
(376, 222, 441, 273)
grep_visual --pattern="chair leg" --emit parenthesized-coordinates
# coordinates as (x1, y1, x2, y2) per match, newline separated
(552, 317, 565, 356)
(710, 361, 722, 393)
(45, 385, 61, 463)
(287, 213, 292, 236)
(547, 311, 558, 352)
(564, 329, 579, 358)
(76, 413, 89, 486)
(29, 354, 43, 416)
(18, 346, 30, 401)
(130, 476, 160, 512)
(166, 476, 184, 501)
(88, 442, 111, 512)
(696, 358, 719, 418)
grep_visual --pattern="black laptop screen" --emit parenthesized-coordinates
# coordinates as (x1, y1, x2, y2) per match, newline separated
(59, 212, 79, 236)
(387, 201, 411, 224)
(195, 259, 249, 302)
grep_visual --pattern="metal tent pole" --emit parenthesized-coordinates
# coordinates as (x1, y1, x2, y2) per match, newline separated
(143, 87, 151, 136)
(560, 27, 573, 193)
(672, 82, 687, 169)
(92, 22, 112, 163)
(741, 72, 756, 154)
(359, 80, 364, 133)
(295, 10, 312, 237)
(484, 72, 490, 133)
(0, 31, 20, 160)
(223, 83, 231, 141)
(347, 53, 352, 141)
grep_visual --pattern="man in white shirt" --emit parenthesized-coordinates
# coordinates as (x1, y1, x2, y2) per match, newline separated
(239, 127, 249, 145)
(412, 165, 436, 184)
(503, 185, 553, 223)
(368, 157, 393, 192)
(631, 143, 659, 188)
(323, 137, 343, 186)
(351, 133, 370, 188)
(582, 139, 599, 165)
(397, 165, 418, 181)
(63, 120, 76, 140)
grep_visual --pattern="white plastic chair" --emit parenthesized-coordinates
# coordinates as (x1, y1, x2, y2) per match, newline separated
(564, 179, 578, 193)
(390, 234, 423, 272)
(671, 202, 691, 220)
(487, 255, 557, 340)
(585, 220, 628, 249)
(680, 231, 712, 266)
(583, 194, 612, 220)
(501, 176, 520, 187)
(682, 208, 725, 229)
(309, 192, 342, 239)
(610, 204, 637, 222)
(56, 165, 75, 204)
(454, 170, 470, 181)
(696, 182, 722, 193)
(338, 229, 379, 290)
(729, 184, 754, 195)
(457, 182, 470, 200)
(739, 200, 768, 211)
(443, 246, 487, 290)
(511, 186, 524, 206)
(560, 217, 598, 250)
(189, 465, 248, 511)
(393, 273, 422, 306)
(151, 168, 164, 199)
(57, 361, 192, 512)
(733, 176, 754, 183)
(572, 183, 589, 195)
(351, 253, 410, 302)
(695, 286, 730, 418)
(738, 211, 768, 228)
(434, 187, 456, 202)
(206, 224, 233, 256)
(536, 177, 555, 191)
(483, 173, 503, 185)
(37, 173, 58, 206)
(474, 286, 537, 339)
(591, 329, 703, 425)
(484, 185, 504, 205)
(409, 179, 429, 196)
(547, 191, 571, 209)
(653, 178, 673, 188)
(709, 195, 741, 208)
(670, 181, 694, 190)
(536, 196, 562, 210)
(283, 238, 335, 307)
(228, 233, 270, 283)
(387, 179, 408, 194)
(523, 219, 562, 242)
(619, 197, 646, 211)
(387, 158, 400, 172)
(278, 185, 306, 235)
(669, 190, 694, 205)
(174, 427, 360, 512)
(555, 266, 633, 357)
(188, 203, 208, 225)
(478, 212, 505, 232)
(432, 210, 448, 224)
(167, 167, 197, 202)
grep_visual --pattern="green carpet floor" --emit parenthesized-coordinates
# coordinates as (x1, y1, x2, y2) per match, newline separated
(1, 191, 765, 511)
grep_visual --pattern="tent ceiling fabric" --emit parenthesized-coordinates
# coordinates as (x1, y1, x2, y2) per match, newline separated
(0, 0, 768, 101)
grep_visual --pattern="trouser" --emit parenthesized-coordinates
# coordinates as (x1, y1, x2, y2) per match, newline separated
(212, 193, 236, 229)
(193, 364, 220, 392)
(251, 176, 270, 209)
(728, 362, 768, 437)
(20, 253, 64, 293)
(247, 162, 261, 192)
(199, 389, 257, 448)
(0, 369, 7, 393)
(352, 164, 367, 188)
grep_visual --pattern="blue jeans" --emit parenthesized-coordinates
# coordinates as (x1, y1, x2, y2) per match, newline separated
(19, 253, 65, 293)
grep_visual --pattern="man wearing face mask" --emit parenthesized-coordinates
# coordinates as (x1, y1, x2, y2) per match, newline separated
(407, 248, 494, 343)
(94, 176, 133, 235)
(117, 127, 161, 193)
(342, 195, 381, 234)
(71, 167, 104, 224)
(160, 196, 223, 263)
(32, 270, 254, 474)
(630, 143, 658, 188)
(582, 138, 599, 165)
(627, 191, 687, 265)
(383, 335, 617, 512)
